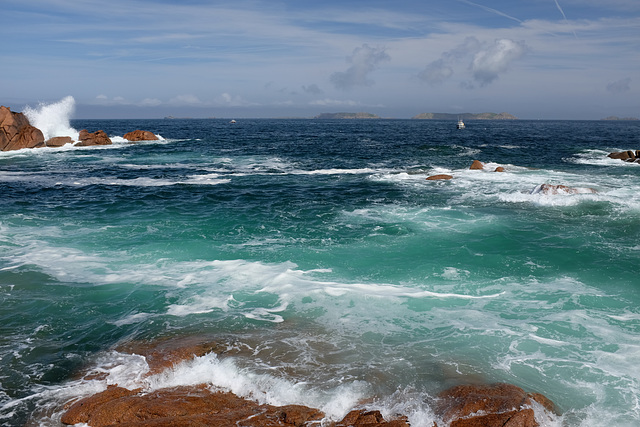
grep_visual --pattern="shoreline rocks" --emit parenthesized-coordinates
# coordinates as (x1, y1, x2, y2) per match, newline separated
(56, 339, 558, 427)
(0, 105, 45, 151)
(1, 105, 159, 151)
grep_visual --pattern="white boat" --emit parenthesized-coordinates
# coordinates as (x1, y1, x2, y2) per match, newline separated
(456, 118, 465, 129)
(229, 119, 236, 124)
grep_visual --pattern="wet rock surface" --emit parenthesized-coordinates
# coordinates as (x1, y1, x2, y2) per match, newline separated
(58, 339, 557, 427)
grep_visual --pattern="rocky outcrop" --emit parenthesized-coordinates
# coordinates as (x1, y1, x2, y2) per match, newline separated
(469, 160, 484, 170)
(608, 150, 640, 163)
(435, 383, 555, 427)
(123, 129, 158, 141)
(0, 105, 45, 151)
(56, 338, 557, 427)
(60, 381, 555, 427)
(75, 129, 112, 147)
(61, 385, 325, 427)
(426, 174, 453, 180)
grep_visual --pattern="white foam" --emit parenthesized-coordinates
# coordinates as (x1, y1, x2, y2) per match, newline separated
(23, 96, 79, 141)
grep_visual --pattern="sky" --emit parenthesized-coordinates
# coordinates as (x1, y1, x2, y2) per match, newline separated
(1, 0, 639, 119)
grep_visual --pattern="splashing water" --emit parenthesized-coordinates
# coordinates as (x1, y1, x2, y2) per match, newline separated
(23, 96, 79, 141)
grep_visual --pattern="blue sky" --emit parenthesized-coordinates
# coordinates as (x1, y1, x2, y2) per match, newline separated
(2, 0, 638, 119)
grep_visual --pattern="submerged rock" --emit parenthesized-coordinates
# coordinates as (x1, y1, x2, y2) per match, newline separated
(426, 174, 453, 180)
(0, 105, 45, 151)
(435, 383, 556, 427)
(123, 129, 159, 141)
(531, 183, 597, 195)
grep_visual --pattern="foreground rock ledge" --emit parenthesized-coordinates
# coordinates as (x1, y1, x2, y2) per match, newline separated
(60, 381, 555, 426)
(57, 339, 558, 426)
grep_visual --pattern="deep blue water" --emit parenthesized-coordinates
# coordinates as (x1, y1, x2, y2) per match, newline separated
(1, 118, 639, 426)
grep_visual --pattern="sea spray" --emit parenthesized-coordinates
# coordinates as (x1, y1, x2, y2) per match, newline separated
(23, 96, 79, 141)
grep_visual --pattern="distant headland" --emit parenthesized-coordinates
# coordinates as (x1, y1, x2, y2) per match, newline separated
(601, 116, 639, 121)
(412, 112, 518, 120)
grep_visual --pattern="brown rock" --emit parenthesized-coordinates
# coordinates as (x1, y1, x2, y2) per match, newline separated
(0, 105, 45, 151)
(76, 129, 112, 147)
(61, 385, 141, 425)
(337, 410, 409, 426)
(469, 160, 484, 170)
(426, 174, 453, 180)
(123, 129, 158, 141)
(449, 409, 536, 427)
(435, 383, 550, 427)
(61, 384, 324, 427)
(46, 136, 73, 147)
(494, 167, 505, 172)
(608, 151, 637, 161)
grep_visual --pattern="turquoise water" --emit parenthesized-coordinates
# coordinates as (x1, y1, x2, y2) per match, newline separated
(1, 116, 639, 426)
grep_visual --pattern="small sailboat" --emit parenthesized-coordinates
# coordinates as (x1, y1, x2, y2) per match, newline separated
(456, 117, 465, 129)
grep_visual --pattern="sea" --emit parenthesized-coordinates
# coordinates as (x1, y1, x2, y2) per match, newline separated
(1, 100, 639, 426)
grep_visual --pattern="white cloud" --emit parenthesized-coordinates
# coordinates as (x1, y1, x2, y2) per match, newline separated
(471, 39, 528, 86)
(330, 44, 390, 90)
(418, 37, 528, 88)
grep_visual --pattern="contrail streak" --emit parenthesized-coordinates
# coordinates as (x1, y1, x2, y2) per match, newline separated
(457, 0, 523, 24)
(553, 0, 578, 38)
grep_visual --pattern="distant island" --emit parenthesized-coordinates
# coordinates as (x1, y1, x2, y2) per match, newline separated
(412, 112, 518, 120)
(314, 112, 380, 119)
(601, 116, 639, 121)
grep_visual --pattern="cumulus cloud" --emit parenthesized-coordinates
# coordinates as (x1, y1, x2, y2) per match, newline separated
(330, 44, 390, 90)
(606, 77, 631, 94)
(419, 37, 527, 87)
(471, 39, 528, 86)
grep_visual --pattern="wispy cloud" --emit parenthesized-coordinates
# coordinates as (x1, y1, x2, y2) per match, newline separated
(330, 44, 390, 90)
(606, 77, 632, 94)
(302, 84, 324, 95)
